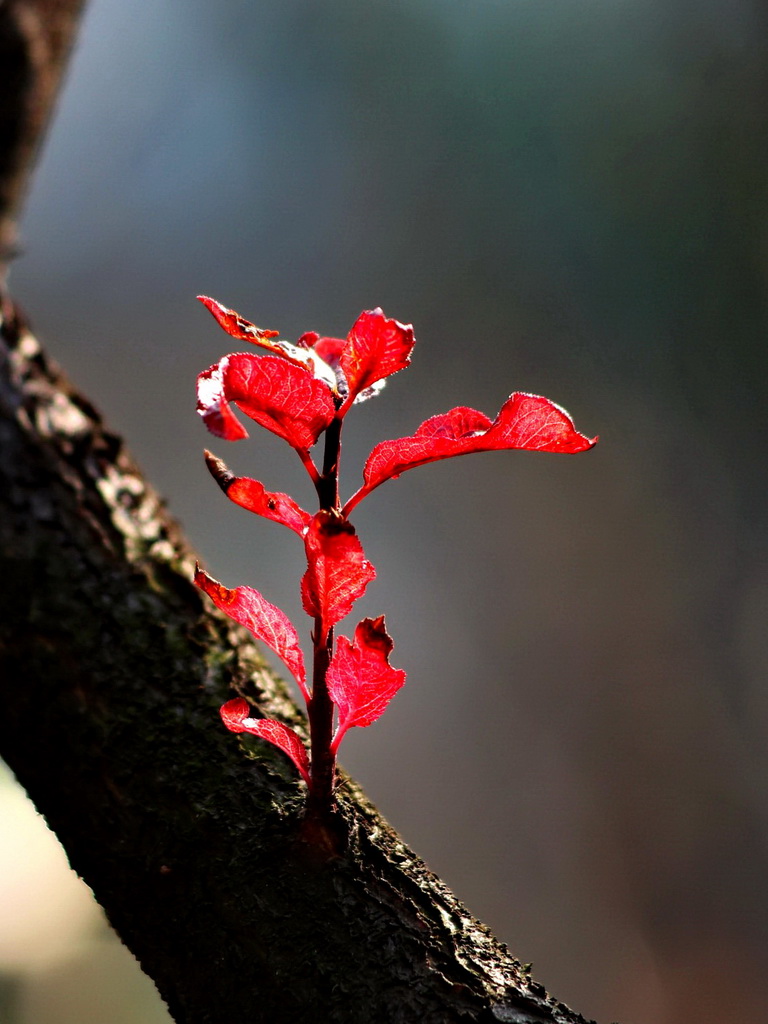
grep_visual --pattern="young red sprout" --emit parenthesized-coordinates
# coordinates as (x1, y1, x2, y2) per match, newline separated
(195, 297, 597, 816)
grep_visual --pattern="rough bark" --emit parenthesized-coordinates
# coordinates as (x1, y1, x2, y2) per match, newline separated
(0, 3, 596, 1022)
(0, 0, 87, 277)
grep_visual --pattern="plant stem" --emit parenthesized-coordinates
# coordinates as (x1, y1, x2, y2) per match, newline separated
(306, 414, 344, 818)
(341, 484, 367, 517)
(306, 617, 336, 819)
(297, 448, 321, 487)
(316, 415, 342, 511)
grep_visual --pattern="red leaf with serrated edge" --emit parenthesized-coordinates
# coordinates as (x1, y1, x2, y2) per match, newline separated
(198, 295, 280, 343)
(197, 352, 335, 451)
(196, 358, 248, 441)
(347, 393, 597, 508)
(300, 512, 376, 637)
(328, 616, 406, 752)
(338, 308, 415, 411)
(200, 297, 340, 390)
(195, 567, 308, 700)
(220, 698, 310, 784)
(204, 451, 310, 536)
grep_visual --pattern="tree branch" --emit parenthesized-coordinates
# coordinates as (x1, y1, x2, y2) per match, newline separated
(0, 4, 595, 1021)
(0, 0, 87, 277)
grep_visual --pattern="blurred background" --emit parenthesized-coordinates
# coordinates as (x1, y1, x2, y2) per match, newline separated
(2, 0, 766, 1021)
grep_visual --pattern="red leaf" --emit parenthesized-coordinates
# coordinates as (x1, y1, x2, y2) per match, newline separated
(308, 335, 345, 366)
(300, 512, 376, 637)
(196, 359, 248, 441)
(348, 393, 597, 506)
(197, 352, 336, 451)
(327, 616, 406, 751)
(220, 698, 310, 784)
(195, 566, 308, 700)
(198, 295, 280, 343)
(339, 308, 415, 410)
(297, 333, 347, 394)
(204, 451, 310, 536)
(200, 297, 340, 390)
